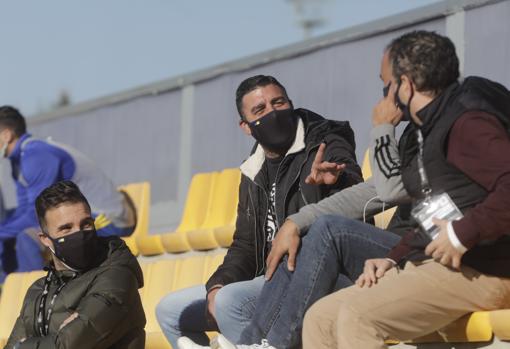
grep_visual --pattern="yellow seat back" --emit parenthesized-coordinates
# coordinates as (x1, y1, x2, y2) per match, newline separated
(173, 255, 209, 291)
(199, 169, 241, 230)
(119, 181, 151, 255)
(176, 172, 218, 233)
(204, 251, 227, 282)
(0, 271, 46, 342)
(142, 260, 178, 334)
(0, 273, 25, 340)
(374, 207, 397, 229)
(361, 148, 372, 180)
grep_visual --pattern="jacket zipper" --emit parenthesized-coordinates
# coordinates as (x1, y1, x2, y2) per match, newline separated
(248, 183, 269, 276)
(272, 157, 287, 229)
(281, 143, 321, 221)
(251, 141, 320, 274)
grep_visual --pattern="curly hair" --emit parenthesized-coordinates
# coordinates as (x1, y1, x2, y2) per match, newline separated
(386, 30, 460, 95)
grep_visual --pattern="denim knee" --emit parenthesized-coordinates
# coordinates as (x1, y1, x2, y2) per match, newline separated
(214, 286, 238, 321)
(156, 294, 178, 328)
(308, 215, 362, 238)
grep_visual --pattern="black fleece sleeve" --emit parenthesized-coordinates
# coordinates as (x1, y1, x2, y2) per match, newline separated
(206, 175, 258, 291)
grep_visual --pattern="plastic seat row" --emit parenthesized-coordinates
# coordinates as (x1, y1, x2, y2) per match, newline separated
(1, 254, 509, 348)
(0, 250, 227, 349)
(142, 251, 226, 348)
(136, 168, 241, 256)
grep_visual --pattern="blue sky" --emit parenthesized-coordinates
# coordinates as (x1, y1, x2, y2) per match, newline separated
(0, 0, 440, 115)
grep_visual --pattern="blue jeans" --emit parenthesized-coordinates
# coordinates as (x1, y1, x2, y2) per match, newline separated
(156, 276, 265, 348)
(239, 215, 401, 349)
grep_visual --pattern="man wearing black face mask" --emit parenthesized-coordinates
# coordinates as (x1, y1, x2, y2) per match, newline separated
(5, 181, 145, 349)
(156, 75, 362, 349)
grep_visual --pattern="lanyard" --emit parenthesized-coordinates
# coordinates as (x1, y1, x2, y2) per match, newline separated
(37, 269, 76, 336)
(415, 129, 432, 197)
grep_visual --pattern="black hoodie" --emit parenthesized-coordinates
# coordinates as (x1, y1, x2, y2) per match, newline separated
(206, 108, 362, 291)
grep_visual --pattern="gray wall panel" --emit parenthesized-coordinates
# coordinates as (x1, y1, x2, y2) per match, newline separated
(192, 75, 254, 173)
(2, 91, 182, 209)
(190, 19, 445, 175)
(464, 1, 510, 88)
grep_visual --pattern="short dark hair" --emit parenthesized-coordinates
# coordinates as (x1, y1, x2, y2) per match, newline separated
(0, 106, 27, 137)
(35, 181, 91, 232)
(235, 75, 289, 118)
(386, 30, 460, 95)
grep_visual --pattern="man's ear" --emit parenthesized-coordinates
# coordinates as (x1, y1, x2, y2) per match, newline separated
(38, 231, 53, 250)
(239, 120, 252, 136)
(399, 75, 413, 101)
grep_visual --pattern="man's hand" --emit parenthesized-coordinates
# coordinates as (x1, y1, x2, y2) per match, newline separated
(425, 218, 464, 269)
(59, 312, 79, 330)
(206, 288, 221, 320)
(305, 143, 346, 185)
(372, 87, 403, 126)
(265, 219, 301, 281)
(356, 258, 394, 288)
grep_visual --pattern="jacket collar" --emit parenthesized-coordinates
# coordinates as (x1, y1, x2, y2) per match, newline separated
(240, 117, 305, 181)
(8, 133, 31, 161)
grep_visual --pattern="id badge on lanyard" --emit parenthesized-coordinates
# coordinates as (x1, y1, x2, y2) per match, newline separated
(410, 129, 463, 240)
(411, 193, 463, 239)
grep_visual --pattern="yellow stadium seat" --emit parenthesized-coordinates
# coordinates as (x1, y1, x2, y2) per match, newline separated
(160, 172, 218, 254)
(204, 251, 227, 282)
(0, 273, 25, 342)
(0, 271, 46, 343)
(119, 181, 151, 256)
(212, 170, 241, 248)
(361, 148, 372, 180)
(140, 255, 211, 348)
(187, 169, 241, 250)
(173, 255, 209, 291)
(374, 206, 397, 230)
(490, 309, 510, 340)
(145, 332, 172, 349)
(0, 338, 5, 348)
(136, 234, 165, 257)
(214, 225, 236, 248)
(142, 260, 178, 347)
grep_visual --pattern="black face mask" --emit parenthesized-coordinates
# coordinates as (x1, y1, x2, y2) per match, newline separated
(383, 81, 391, 98)
(395, 81, 412, 122)
(248, 108, 298, 154)
(47, 229, 99, 271)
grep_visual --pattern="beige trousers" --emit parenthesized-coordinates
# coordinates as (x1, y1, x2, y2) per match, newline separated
(302, 260, 510, 349)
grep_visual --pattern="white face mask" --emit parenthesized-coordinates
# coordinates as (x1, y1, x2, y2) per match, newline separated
(0, 142, 7, 158)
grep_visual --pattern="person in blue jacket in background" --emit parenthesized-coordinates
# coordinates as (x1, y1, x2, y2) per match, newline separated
(0, 105, 137, 278)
